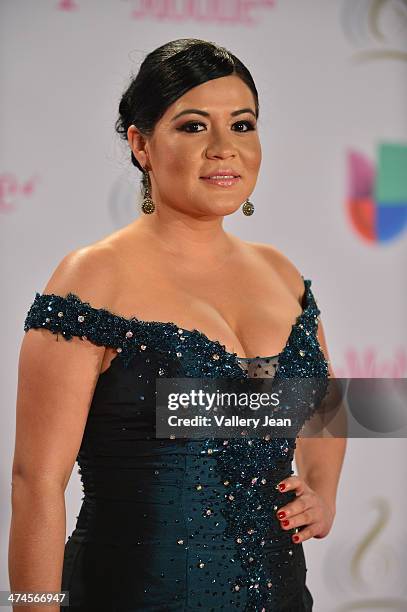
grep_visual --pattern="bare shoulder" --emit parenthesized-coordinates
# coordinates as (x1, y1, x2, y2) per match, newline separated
(244, 240, 305, 300)
(41, 240, 120, 310)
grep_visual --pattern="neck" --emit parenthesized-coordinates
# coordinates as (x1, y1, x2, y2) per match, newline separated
(132, 205, 238, 262)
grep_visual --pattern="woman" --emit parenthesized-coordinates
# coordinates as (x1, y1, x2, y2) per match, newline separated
(10, 38, 346, 611)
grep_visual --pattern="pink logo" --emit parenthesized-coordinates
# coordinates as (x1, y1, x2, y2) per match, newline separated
(0, 173, 40, 213)
(57, 0, 78, 10)
(127, 0, 276, 25)
(335, 347, 407, 378)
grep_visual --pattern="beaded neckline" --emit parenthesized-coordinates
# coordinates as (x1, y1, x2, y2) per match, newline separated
(236, 353, 279, 361)
(26, 276, 319, 377)
(166, 327, 280, 362)
(74, 275, 315, 368)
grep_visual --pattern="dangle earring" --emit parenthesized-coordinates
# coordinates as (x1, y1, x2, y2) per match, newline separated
(141, 169, 155, 214)
(242, 197, 254, 216)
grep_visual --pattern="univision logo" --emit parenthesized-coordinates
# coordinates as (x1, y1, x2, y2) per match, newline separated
(346, 143, 407, 243)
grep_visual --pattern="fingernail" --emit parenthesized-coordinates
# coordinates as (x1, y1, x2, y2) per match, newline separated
(282, 519, 290, 526)
(278, 483, 286, 491)
(277, 511, 286, 519)
(293, 535, 300, 543)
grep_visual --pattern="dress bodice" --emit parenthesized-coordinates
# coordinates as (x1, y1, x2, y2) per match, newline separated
(23, 276, 328, 611)
(24, 276, 328, 379)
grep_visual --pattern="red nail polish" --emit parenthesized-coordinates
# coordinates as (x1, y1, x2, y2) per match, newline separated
(278, 483, 286, 491)
(277, 511, 286, 519)
(282, 519, 289, 526)
(293, 535, 300, 542)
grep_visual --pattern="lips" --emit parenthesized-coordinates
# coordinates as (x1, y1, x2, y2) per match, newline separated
(200, 176, 241, 187)
(200, 169, 240, 178)
(202, 175, 240, 179)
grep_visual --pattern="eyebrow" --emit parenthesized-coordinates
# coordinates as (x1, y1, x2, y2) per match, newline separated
(171, 108, 256, 121)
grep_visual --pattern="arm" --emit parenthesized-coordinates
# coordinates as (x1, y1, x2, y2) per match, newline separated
(294, 318, 347, 516)
(8, 245, 116, 612)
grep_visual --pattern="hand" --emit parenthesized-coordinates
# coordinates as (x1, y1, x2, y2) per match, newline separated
(275, 475, 336, 544)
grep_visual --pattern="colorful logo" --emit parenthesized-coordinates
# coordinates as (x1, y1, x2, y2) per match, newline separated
(346, 143, 407, 243)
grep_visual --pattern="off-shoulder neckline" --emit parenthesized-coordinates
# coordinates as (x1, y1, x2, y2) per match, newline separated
(31, 276, 317, 363)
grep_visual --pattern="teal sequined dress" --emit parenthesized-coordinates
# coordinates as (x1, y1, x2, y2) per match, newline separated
(24, 276, 328, 611)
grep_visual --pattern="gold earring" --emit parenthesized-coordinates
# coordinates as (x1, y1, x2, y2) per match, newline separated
(141, 169, 155, 214)
(242, 197, 254, 216)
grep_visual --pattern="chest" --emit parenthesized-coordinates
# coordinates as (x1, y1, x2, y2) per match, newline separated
(100, 267, 303, 375)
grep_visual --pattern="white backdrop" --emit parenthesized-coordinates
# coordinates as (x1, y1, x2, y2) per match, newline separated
(1, 1, 406, 610)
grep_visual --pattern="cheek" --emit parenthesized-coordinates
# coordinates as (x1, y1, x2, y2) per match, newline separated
(246, 141, 262, 166)
(156, 139, 201, 175)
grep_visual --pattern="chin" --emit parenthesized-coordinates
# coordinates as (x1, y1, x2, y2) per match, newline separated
(207, 202, 242, 217)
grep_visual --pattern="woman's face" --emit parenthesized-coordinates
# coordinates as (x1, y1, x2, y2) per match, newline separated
(128, 74, 262, 218)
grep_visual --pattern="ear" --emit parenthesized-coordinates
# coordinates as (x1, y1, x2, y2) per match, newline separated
(127, 125, 151, 170)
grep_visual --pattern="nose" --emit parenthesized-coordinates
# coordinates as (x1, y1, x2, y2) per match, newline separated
(205, 128, 237, 159)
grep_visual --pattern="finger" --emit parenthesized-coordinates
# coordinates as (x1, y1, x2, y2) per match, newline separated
(292, 525, 317, 544)
(278, 508, 313, 531)
(276, 494, 312, 521)
(275, 475, 302, 493)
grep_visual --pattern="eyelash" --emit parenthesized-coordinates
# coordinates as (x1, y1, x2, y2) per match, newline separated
(178, 120, 256, 133)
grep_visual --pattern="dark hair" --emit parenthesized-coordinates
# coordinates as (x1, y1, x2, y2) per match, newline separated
(115, 38, 259, 185)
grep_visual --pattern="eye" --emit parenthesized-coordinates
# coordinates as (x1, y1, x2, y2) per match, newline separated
(178, 121, 205, 133)
(177, 120, 256, 133)
(233, 120, 256, 132)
